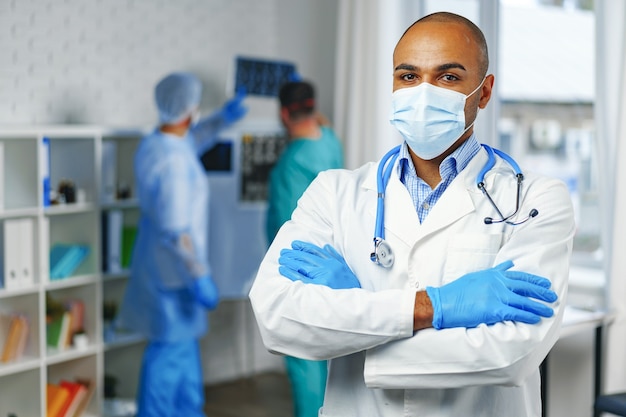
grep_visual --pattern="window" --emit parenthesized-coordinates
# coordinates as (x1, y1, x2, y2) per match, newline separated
(497, 0, 599, 267)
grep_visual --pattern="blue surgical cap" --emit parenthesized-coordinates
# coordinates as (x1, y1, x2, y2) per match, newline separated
(154, 72, 202, 124)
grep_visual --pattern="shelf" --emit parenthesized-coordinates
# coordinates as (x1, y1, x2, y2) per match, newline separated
(0, 285, 40, 299)
(46, 345, 99, 365)
(0, 207, 40, 219)
(0, 355, 41, 377)
(103, 398, 137, 417)
(100, 199, 139, 210)
(102, 271, 131, 282)
(0, 368, 42, 416)
(0, 136, 39, 211)
(44, 202, 97, 215)
(0, 127, 144, 416)
(45, 274, 99, 290)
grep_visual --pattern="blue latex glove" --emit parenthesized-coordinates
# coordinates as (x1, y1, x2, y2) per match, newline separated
(193, 275, 220, 310)
(221, 88, 248, 124)
(278, 240, 361, 289)
(426, 260, 557, 330)
(288, 71, 302, 82)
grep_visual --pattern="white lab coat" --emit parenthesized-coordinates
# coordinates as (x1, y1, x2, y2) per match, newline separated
(249, 146, 575, 417)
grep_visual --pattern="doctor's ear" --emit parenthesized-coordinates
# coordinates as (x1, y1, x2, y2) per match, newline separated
(478, 74, 495, 109)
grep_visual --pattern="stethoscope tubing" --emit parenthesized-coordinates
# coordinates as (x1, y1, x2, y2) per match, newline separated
(371, 143, 536, 267)
(375, 145, 401, 241)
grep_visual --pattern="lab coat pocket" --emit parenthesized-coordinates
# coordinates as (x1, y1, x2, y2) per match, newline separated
(442, 233, 502, 283)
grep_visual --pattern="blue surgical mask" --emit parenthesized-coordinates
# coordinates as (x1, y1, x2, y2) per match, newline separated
(389, 80, 484, 160)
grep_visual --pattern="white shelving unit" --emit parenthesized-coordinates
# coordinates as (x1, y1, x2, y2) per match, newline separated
(0, 126, 145, 417)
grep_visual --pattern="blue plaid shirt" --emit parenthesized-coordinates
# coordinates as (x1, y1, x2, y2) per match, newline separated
(398, 135, 481, 223)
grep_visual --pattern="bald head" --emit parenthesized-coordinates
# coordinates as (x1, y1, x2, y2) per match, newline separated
(397, 12, 489, 79)
(391, 11, 496, 160)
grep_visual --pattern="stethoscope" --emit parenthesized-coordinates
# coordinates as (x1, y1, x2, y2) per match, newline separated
(370, 144, 539, 268)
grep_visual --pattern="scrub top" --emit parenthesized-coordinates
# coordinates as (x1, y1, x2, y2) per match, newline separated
(266, 126, 343, 243)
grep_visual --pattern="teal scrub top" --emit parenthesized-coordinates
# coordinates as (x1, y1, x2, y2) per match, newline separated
(266, 126, 344, 243)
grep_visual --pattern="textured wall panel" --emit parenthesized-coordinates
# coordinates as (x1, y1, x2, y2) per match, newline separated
(0, 0, 279, 125)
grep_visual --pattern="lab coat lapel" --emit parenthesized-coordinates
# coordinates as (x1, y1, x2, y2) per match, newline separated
(384, 174, 422, 244)
(362, 148, 489, 244)
(363, 158, 420, 246)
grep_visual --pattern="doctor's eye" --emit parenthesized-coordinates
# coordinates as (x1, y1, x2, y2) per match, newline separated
(440, 73, 460, 83)
(400, 73, 417, 82)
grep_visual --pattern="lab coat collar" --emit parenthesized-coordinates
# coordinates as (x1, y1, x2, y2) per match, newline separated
(363, 146, 490, 246)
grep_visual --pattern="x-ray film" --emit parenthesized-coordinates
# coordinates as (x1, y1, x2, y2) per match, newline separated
(233, 56, 297, 97)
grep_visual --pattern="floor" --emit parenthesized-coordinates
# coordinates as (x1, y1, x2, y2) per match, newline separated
(204, 372, 293, 417)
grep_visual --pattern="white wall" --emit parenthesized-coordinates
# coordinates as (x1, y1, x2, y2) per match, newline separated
(0, 0, 339, 385)
(0, 0, 338, 126)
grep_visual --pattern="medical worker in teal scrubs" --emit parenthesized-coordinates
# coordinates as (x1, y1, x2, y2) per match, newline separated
(118, 72, 246, 417)
(266, 80, 344, 417)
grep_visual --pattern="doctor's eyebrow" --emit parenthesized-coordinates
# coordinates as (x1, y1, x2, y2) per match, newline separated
(437, 62, 467, 72)
(394, 63, 418, 72)
(393, 62, 467, 73)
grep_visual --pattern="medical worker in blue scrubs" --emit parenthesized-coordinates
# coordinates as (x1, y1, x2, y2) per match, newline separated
(118, 72, 247, 417)
(266, 80, 344, 417)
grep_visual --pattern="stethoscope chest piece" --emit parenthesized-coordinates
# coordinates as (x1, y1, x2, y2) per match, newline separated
(370, 239, 394, 268)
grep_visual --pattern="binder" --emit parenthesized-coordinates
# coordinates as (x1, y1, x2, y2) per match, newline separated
(1, 218, 34, 289)
(0, 142, 4, 210)
(3, 219, 22, 289)
(102, 210, 123, 273)
(18, 218, 34, 287)
(40, 137, 51, 207)
(101, 141, 118, 203)
(121, 225, 137, 268)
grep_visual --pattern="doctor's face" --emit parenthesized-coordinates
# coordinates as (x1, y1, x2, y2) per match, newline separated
(392, 20, 494, 131)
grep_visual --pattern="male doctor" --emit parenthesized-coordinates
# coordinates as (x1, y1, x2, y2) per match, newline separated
(249, 11, 575, 417)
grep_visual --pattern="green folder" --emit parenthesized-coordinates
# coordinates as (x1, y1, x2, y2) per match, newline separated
(121, 226, 137, 268)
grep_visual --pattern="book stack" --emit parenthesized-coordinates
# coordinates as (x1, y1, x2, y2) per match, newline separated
(46, 378, 94, 417)
(0, 313, 29, 363)
(47, 312, 71, 351)
(49, 244, 90, 280)
(46, 297, 85, 351)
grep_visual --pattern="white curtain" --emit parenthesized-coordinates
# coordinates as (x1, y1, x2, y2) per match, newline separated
(595, 0, 626, 393)
(333, 0, 409, 169)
